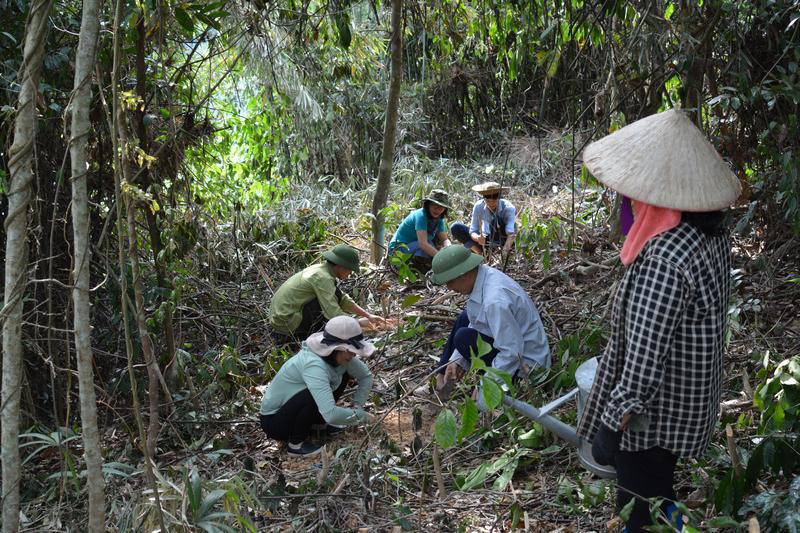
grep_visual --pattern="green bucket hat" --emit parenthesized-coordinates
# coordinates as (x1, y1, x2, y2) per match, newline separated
(431, 245, 484, 284)
(322, 245, 360, 273)
(423, 189, 452, 210)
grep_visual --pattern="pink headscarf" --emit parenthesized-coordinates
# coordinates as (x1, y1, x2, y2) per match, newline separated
(620, 200, 682, 266)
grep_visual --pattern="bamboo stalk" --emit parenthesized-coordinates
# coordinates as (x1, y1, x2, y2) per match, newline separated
(725, 424, 743, 478)
(432, 443, 447, 498)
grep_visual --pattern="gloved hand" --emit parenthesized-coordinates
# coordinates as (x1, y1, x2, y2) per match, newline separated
(591, 423, 623, 466)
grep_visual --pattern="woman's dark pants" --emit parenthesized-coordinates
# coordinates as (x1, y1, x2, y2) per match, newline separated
(436, 310, 499, 373)
(272, 296, 336, 350)
(615, 446, 678, 532)
(260, 378, 348, 444)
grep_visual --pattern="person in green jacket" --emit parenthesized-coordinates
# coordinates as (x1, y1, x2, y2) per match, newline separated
(260, 316, 377, 456)
(269, 244, 385, 347)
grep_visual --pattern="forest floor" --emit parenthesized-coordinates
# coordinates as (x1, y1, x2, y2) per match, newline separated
(176, 188, 798, 531)
(24, 185, 800, 532)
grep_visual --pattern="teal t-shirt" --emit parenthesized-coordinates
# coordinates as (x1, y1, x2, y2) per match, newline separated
(390, 208, 446, 247)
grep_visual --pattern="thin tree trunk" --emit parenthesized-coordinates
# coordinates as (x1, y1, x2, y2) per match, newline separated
(370, 0, 403, 263)
(2, 1, 52, 531)
(68, 0, 104, 528)
(109, 0, 166, 529)
(135, 10, 178, 389)
(113, 4, 161, 463)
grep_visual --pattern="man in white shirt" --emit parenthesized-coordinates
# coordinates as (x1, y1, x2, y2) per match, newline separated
(425, 245, 550, 402)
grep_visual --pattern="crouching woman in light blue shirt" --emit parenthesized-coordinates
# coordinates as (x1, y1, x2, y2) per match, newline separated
(425, 245, 550, 403)
(259, 316, 375, 457)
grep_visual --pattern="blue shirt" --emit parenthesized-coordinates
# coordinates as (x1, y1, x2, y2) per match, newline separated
(390, 208, 446, 247)
(449, 265, 550, 374)
(469, 199, 516, 236)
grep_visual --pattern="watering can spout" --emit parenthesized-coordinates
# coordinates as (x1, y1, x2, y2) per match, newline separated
(504, 357, 617, 479)
(503, 395, 581, 447)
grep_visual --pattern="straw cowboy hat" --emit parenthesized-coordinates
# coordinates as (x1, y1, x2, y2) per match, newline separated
(422, 189, 452, 210)
(322, 244, 361, 273)
(582, 108, 741, 211)
(430, 245, 484, 284)
(306, 316, 376, 358)
(471, 181, 510, 196)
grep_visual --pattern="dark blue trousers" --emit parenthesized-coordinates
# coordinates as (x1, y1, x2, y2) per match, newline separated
(450, 222, 507, 250)
(436, 310, 499, 373)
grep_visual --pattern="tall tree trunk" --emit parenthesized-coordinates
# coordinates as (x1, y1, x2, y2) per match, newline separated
(68, 0, 104, 529)
(116, 127, 161, 461)
(1, 1, 51, 531)
(370, 0, 403, 263)
(110, 0, 166, 529)
(679, 4, 720, 125)
(135, 10, 178, 388)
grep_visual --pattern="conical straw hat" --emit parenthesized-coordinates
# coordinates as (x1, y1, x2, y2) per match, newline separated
(582, 108, 741, 211)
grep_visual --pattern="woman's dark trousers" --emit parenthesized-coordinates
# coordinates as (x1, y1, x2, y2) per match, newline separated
(615, 446, 678, 533)
(260, 377, 348, 444)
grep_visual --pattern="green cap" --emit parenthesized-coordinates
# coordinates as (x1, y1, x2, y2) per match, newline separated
(322, 245, 360, 272)
(431, 245, 483, 284)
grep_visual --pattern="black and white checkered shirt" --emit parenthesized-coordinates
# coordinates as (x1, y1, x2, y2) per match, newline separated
(577, 222, 731, 458)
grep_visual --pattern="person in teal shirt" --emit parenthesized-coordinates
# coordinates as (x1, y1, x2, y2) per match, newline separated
(387, 189, 452, 270)
(260, 316, 377, 457)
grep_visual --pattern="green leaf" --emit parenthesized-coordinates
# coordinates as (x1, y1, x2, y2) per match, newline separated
(458, 397, 479, 443)
(619, 497, 636, 522)
(459, 463, 489, 491)
(400, 295, 421, 309)
(434, 409, 457, 449)
(335, 13, 352, 50)
(492, 457, 520, 491)
(706, 516, 742, 528)
(188, 467, 203, 517)
(175, 8, 195, 35)
(470, 355, 487, 372)
(476, 335, 493, 357)
(198, 489, 230, 521)
(481, 377, 503, 410)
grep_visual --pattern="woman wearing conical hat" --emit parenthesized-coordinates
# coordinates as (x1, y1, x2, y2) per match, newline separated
(451, 181, 516, 260)
(576, 109, 741, 533)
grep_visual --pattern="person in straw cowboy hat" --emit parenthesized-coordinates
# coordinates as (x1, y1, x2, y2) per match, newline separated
(414, 245, 550, 403)
(387, 188, 452, 271)
(260, 316, 377, 457)
(269, 244, 386, 349)
(576, 108, 741, 533)
(451, 181, 516, 259)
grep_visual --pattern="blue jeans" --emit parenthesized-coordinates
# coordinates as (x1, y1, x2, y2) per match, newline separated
(437, 310, 499, 373)
(450, 222, 506, 250)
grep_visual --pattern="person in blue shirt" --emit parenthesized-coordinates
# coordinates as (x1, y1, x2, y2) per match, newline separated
(415, 245, 550, 403)
(451, 182, 516, 260)
(387, 189, 452, 270)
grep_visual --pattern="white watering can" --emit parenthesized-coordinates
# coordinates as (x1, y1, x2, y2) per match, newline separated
(504, 357, 616, 478)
